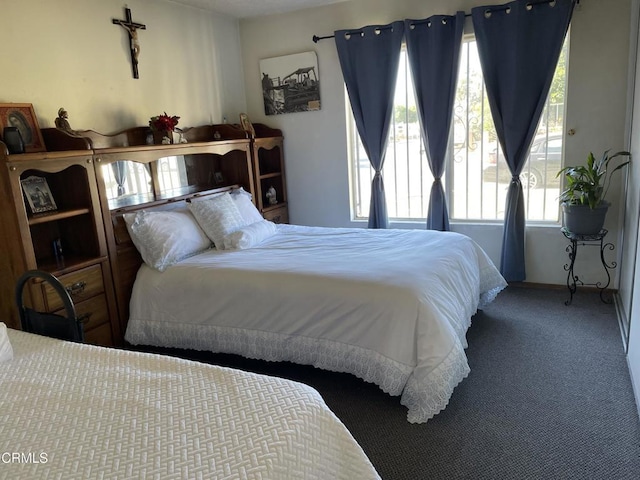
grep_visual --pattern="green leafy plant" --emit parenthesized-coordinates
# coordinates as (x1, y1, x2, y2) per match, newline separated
(557, 150, 630, 209)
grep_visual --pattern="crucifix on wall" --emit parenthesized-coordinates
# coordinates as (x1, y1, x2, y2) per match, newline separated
(112, 7, 146, 79)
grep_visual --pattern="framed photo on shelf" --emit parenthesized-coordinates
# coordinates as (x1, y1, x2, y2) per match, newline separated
(0, 103, 46, 153)
(21, 175, 57, 213)
(239, 113, 255, 138)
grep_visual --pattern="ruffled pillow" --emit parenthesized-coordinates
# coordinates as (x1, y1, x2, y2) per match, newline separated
(223, 220, 278, 250)
(231, 188, 264, 225)
(188, 192, 245, 250)
(124, 208, 212, 272)
(0, 322, 14, 363)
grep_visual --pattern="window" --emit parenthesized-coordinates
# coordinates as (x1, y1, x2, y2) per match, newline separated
(349, 36, 568, 223)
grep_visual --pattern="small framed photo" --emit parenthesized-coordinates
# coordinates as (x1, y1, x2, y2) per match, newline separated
(214, 171, 224, 185)
(21, 175, 57, 213)
(0, 103, 45, 153)
(239, 113, 255, 138)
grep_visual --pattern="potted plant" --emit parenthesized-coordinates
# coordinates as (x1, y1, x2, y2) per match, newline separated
(149, 112, 180, 144)
(557, 149, 630, 235)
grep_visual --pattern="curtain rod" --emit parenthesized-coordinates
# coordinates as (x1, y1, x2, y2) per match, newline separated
(311, 0, 577, 43)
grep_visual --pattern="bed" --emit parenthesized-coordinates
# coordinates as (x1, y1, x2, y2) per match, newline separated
(0, 325, 381, 479)
(122, 194, 507, 424)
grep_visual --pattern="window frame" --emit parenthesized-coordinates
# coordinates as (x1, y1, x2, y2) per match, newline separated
(347, 33, 569, 226)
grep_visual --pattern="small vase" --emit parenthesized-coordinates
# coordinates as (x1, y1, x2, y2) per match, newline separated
(152, 130, 173, 145)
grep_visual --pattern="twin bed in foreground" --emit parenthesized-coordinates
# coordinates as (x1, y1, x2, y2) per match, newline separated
(0, 326, 380, 479)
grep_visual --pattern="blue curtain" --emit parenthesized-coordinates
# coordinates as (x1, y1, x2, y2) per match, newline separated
(472, 0, 574, 281)
(405, 12, 464, 231)
(111, 161, 128, 196)
(335, 22, 404, 229)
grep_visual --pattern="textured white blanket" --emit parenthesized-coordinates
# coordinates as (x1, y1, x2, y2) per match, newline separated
(127, 225, 507, 423)
(0, 330, 380, 479)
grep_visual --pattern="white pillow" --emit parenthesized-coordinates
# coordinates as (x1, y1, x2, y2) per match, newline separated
(124, 209, 212, 272)
(0, 322, 13, 363)
(231, 190, 263, 225)
(223, 220, 278, 250)
(188, 192, 245, 250)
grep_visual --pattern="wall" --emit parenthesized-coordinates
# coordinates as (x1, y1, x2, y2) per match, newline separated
(625, 0, 640, 414)
(239, 0, 632, 286)
(0, 0, 247, 133)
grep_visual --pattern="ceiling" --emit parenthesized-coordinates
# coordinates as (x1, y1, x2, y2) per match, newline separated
(168, 0, 351, 19)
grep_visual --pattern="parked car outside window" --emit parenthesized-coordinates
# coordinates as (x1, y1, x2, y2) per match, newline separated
(482, 134, 563, 189)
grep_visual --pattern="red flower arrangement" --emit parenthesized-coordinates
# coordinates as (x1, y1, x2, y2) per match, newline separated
(149, 112, 180, 132)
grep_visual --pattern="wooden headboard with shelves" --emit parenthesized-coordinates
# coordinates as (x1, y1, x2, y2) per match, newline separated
(69, 124, 255, 338)
(1, 123, 274, 345)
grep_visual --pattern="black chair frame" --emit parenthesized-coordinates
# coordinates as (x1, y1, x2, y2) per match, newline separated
(15, 270, 85, 342)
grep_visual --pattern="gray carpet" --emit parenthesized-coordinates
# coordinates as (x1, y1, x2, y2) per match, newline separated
(137, 286, 640, 479)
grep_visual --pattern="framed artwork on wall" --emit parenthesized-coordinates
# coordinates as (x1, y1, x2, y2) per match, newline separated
(0, 103, 45, 153)
(260, 51, 321, 116)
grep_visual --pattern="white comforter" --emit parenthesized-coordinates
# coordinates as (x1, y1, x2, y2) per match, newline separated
(0, 329, 380, 480)
(127, 225, 507, 423)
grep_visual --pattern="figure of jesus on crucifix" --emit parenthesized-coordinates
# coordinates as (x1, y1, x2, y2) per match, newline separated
(125, 25, 140, 63)
(112, 7, 146, 79)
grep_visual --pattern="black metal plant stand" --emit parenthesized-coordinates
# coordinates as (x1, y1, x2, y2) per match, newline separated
(562, 228, 615, 306)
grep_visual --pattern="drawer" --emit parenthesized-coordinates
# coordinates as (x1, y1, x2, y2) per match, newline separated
(263, 206, 289, 224)
(54, 293, 109, 332)
(84, 322, 114, 347)
(43, 264, 104, 311)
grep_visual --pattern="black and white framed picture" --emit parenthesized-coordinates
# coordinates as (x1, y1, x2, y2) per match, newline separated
(21, 175, 57, 214)
(260, 51, 320, 116)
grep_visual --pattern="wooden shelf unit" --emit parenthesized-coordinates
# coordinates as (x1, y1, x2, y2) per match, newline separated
(251, 123, 288, 224)
(0, 137, 119, 346)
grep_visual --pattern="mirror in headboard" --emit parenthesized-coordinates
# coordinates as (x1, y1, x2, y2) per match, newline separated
(101, 160, 153, 209)
(156, 154, 218, 200)
(101, 155, 198, 209)
(100, 150, 253, 210)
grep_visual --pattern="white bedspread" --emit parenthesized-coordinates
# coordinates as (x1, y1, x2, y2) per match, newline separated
(127, 225, 506, 423)
(0, 329, 380, 480)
